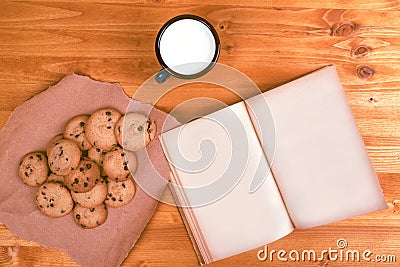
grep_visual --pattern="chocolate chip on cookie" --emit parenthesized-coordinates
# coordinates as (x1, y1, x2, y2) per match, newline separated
(18, 152, 49, 186)
(85, 108, 122, 151)
(115, 113, 156, 152)
(63, 115, 92, 150)
(65, 159, 100, 193)
(35, 182, 74, 218)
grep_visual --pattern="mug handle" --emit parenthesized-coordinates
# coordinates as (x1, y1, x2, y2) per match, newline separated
(155, 69, 171, 83)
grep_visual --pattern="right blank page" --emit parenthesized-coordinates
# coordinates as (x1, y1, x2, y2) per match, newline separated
(246, 66, 387, 229)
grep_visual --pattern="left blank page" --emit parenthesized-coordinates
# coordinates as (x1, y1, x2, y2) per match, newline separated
(160, 101, 293, 263)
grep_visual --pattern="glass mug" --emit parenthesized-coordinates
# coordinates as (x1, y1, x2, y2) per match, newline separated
(155, 14, 220, 83)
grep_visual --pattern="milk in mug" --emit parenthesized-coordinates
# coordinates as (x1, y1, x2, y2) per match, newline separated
(159, 18, 217, 76)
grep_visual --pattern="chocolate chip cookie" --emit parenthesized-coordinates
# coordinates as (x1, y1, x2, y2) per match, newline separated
(73, 203, 108, 229)
(71, 179, 107, 208)
(47, 138, 81, 176)
(85, 108, 121, 151)
(105, 177, 136, 208)
(18, 152, 49, 187)
(35, 182, 74, 218)
(63, 115, 92, 150)
(102, 148, 137, 182)
(115, 113, 156, 151)
(65, 159, 100, 193)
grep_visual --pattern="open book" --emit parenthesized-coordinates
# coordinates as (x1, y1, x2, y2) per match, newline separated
(159, 66, 387, 264)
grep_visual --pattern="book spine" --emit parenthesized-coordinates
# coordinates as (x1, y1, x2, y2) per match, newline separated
(159, 135, 212, 264)
(168, 182, 206, 265)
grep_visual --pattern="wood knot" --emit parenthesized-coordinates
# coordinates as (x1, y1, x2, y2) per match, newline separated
(218, 21, 229, 31)
(331, 21, 359, 36)
(224, 44, 234, 53)
(357, 65, 374, 79)
(390, 200, 400, 213)
(351, 45, 370, 58)
(0, 247, 12, 265)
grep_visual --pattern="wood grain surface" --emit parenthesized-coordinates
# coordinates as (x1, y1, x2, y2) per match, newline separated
(0, 0, 399, 266)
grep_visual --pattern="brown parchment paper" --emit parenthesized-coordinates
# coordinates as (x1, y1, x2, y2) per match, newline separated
(0, 73, 180, 267)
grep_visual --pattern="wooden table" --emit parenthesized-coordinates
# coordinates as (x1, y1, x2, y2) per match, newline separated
(0, 0, 399, 266)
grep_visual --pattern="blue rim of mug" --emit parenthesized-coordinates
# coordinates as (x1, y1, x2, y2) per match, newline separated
(155, 14, 221, 80)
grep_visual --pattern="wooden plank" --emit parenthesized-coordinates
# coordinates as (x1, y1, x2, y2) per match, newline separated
(4, 0, 400, 10)
(2, 216, 400, 266)
(1, 58, 400, 94)
(0, 3, 400, 31)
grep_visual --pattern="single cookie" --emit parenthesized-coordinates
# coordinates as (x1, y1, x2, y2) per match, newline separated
(71, 179, 107, 208)
(87, 147, 108, 176)
(85, 108, 122, 151)
(18, 152, 49, 187)
(46, 134, 63, 156)
(47, 173, 65, 184)
(103, 148, 137, 182)
(47, 138, 81, 176)
(63, 115, 92, 150)
(65, 159, 100, 193)
(88, 147, 107, 165)
(73, 203, 108, 229)
(35, 182, 74, 218)
(115, 113, 157, 151)
(105, 177, 136, 208)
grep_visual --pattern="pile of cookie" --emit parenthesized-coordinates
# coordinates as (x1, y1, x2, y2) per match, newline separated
(18, 108, 156, 229)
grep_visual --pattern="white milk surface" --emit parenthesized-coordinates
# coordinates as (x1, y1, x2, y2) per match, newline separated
(159, 19, 216, 75)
